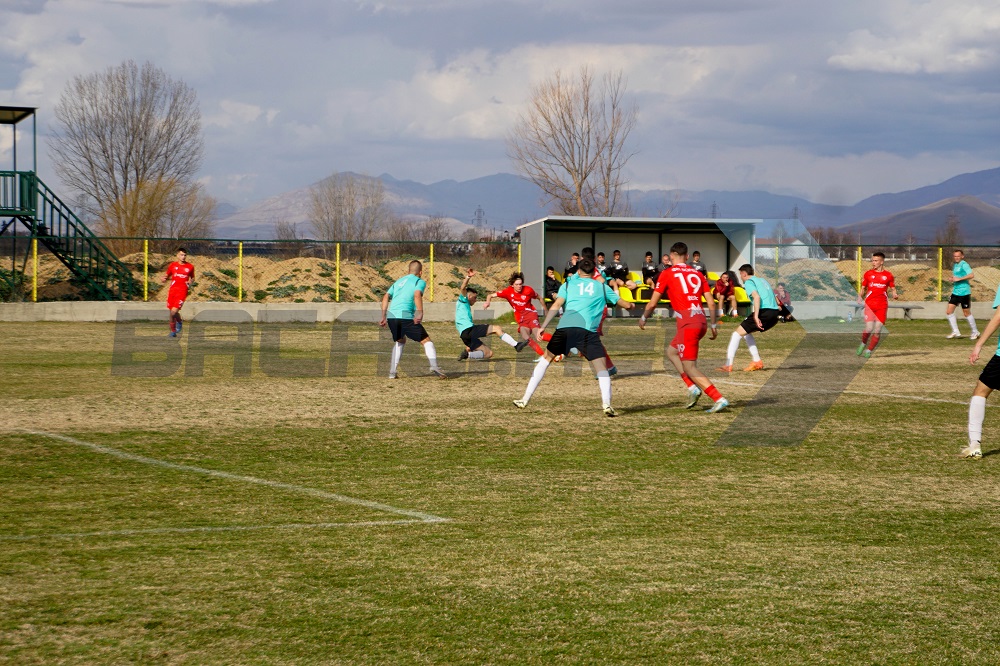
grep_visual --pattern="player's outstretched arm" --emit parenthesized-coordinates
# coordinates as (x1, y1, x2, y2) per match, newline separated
(538, 297, 564, 336)
(971, 308, 1000, 364)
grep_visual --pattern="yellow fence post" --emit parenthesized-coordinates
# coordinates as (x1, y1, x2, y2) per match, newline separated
(31, 238, 37, 302)
(143, 239, 149, 302)
(937, 246, 943, 301)
(517, 242, 522, 273)
(429, 243, 435, 302)
(856, 246, 862, 293)
(336, 243, 341, 302)
(238, 241, 243, 303)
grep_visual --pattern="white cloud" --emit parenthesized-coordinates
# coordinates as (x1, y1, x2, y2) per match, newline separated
(829, 1, 1000, 73)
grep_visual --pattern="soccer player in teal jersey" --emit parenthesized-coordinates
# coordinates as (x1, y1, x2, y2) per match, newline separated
(720, 264, 781, 372)
(513, 258, 635, 417)
(454, 268, 525, 361)
(946, 249, 980, 340)
(964, 285, 1000, 459)
(379, 260, 445, 379)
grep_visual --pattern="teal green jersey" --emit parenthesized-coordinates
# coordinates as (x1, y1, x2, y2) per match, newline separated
(953, 260, 973, 297)
(744, 276, 779, 310)
(386, 273, 426, 319)
(556, 275, 620, 332)
(992, 286, 1000, 357)
(455, 294, 475, 333)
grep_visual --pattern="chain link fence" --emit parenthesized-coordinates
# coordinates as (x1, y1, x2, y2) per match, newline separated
(1, 236, 522, 303)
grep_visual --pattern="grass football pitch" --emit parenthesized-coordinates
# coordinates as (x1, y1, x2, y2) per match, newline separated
(1, 317, 998, 664)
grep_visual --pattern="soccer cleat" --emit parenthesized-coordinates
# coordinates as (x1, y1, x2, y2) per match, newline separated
(685, 386, 702, 409)
(717, 364, 732, 373)
(513, 399, 527, 409)
(514, 340, 529, 352)
(569, 347, 580, 356)
(552, 354, 565, 362)
(971, 332, 981, 340)
(961, 446, 983, 460)
(863, 349, 872, 359)
(603, 405, 618, 417)
(705, 397, 730, 414)
(608, 366, 618, 377)
(946, 331, 963, 339)
(388, 373, 397, 380)
(856, 343, 866, 356)
(175, 321, 182, 334)
(431, 367, 447, 379)
(168, 331, 177, 338)
(743, 360, 764, 372)
(457, 350, 469, 361)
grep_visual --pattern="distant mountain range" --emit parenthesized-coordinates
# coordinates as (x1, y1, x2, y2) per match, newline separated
(214, 166, 1000, 245)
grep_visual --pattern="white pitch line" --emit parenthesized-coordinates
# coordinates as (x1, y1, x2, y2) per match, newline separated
(714, 378, 980, 407)
(24, 430, 449, 524)
(0, 520, 426, 542)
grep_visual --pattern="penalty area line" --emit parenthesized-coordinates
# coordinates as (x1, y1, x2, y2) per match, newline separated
(23, 430, 449, 525)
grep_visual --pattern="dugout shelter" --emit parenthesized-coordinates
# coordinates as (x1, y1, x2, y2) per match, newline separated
(516, 215, 757, 304)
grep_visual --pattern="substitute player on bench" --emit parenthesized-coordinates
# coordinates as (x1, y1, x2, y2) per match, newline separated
(639, 241, 728, 413)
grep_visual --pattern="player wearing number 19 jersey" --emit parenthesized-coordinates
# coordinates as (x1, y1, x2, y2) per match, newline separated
(513, 258, 635, 416)
(638, 242, 728, 413)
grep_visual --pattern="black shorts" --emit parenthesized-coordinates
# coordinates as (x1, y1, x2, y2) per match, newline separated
(387, 318, 429, 343)
(949, 293, 971, 309)
(979, 354, 1000, 390)
(547, 327, 606, 360)
(460, 324, 490, 351)
(741, 308, 781, 334)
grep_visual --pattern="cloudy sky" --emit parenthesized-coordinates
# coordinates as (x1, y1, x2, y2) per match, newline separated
(1, 0, 999, 209)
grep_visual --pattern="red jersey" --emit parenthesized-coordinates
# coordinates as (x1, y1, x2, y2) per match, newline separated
(166, 261, 195, 292)
(654, 263, 710, 323)
(497, 285, 539, 314)
(861, 269, 894, 305)
(713, 280, 734, 299)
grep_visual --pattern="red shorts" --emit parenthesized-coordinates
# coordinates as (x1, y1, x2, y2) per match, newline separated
(167, 286, 189, 310)
(516, 310, 540, 330)
(671, 320, 707, 361)
(863, 302, 887, 323)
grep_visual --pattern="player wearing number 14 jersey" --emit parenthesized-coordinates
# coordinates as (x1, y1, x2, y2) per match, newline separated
(639, 242, 728, 413)
(513, 258, 635, 416)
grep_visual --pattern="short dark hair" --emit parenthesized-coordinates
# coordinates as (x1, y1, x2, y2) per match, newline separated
(872, 251, 885, 259)
(645, 251, 653, 257)
(546, 265, 555, 272)
(579, 258, 595, 275)
(692, 250, 700, 256)
(582, 246, 595, 260)
(670, 241, 688, 256)
(177, 247, 187, 254)
(508, 271, 525, 285)
(739, 263, 754, 275)
(613, 249, 621, 254)
(597, 252, 605, 258)
(408, 260, 423, 273)
(572, 252, 580, 258)
(465, 286, 478, 295)
(954, 249, 965, 255)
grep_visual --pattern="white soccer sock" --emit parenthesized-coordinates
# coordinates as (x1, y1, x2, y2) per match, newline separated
(423, 341, 438, 369)
(967, 315, 979, 334)
(390, 341, 404, 376)
(521, 357, 550, 403)
(744, 333, 761, 362)
(969, 395, 986, 450)
(947, 312, 959, 333)
(726, 332, 741, 365)
(469, 350, 485, 360)
(597, 370, 612, 407)
(500, 333, 518, 347)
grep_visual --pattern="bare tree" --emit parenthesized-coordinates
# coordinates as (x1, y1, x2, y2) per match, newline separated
(935, 212, 964, 247)
(507, 66, 638, 217)
(273, 219, 302, 259)
(98, 177, 215, 254)
(50, 60, 204, 233)
(309, 173, 389, 242)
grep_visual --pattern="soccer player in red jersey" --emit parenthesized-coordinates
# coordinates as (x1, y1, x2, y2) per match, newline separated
(162, 247, 194, 337)
(857, 251, 898, 358)
(484, 272, 553, 357)
(638, 241, 729, 413)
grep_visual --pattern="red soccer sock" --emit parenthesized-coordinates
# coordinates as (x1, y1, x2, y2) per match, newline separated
(861, 330, 870, 344)
(541, 332, 552, 342)
(680, 373, 695, 388)
(705, 384, 723, 402)
(528, 338, 544, 355)
(867, 334, 880, 351)
(604, 351, 614, 368)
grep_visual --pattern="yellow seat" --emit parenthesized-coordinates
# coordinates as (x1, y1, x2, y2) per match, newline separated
(707, 271, 720, 281)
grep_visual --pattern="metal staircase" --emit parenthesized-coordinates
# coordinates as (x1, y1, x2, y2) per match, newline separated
(0, 170, 139, 300)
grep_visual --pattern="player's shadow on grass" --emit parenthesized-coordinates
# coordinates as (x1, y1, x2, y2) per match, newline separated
(983, 448, 1000, 458)
(874, 351, 931, 358)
